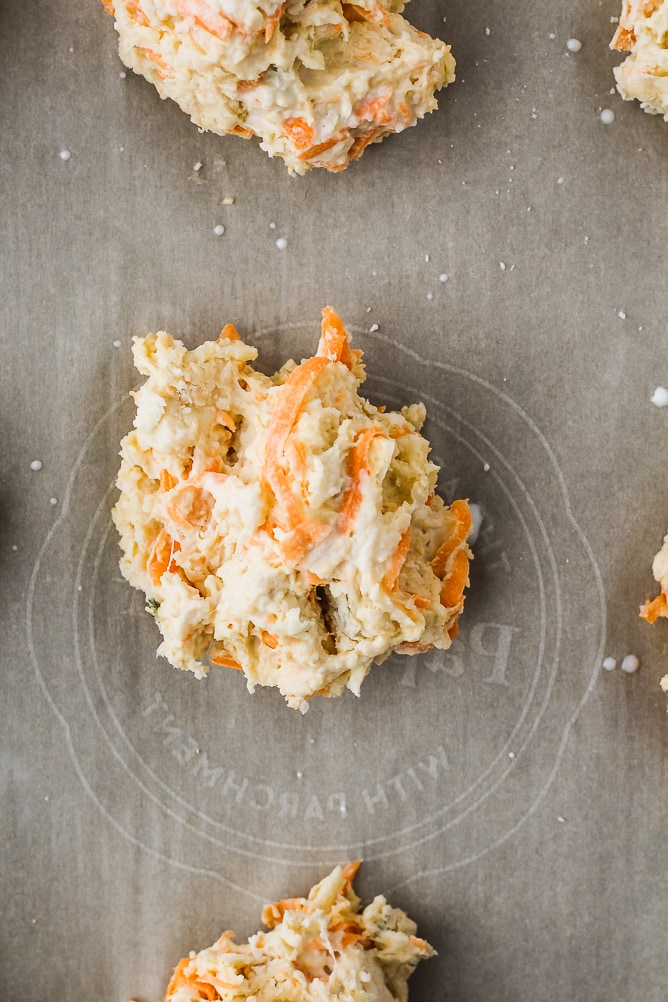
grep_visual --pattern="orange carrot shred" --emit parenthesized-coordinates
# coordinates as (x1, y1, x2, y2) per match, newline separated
(284, 116, 316, 151)
(640, 592, 668, 623)
(383, 528, 412, 590)
(147, 529, 180, 585)
(264, 0, 286, 41)
(218, 323, 240, 342)
(160, 469, 177, 492)
(279, 520, 331, 566)
(431, 499, 472, 578)
(262, 631, 279, 649)
(440, 548, 469, 609)
(338, 428, 384, 533)
(210, 652, 243, 669)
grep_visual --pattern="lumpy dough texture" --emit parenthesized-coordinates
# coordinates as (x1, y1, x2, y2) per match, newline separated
(164, 863, 434, 1002)
(611, 1, 668, 118)
(112, 307, 472, 711)
(102, 0, 455, 172)
(640, 531, 668, 693)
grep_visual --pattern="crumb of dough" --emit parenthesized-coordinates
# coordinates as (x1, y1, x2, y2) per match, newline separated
(610, 1, 668, 119)
(639, 530, 668, 691)
(112, 307, 472, 711)
(164, 862, 434, 1002)
(101, 0, 455, 174)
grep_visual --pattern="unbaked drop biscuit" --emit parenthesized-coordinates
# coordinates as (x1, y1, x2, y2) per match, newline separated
(112, 307, 472, 710)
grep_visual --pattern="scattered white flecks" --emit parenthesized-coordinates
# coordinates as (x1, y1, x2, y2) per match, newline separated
(213, 224, 225, 236)
(32, 919, 37, 926)
(499, 261, 506, 271)
(566, 38, 582, 53)
(30, 460, 43, 472)
(49, 497, 58, 507)
(618, 310, 626, 320)
(426, 292, 434, 301)
(638, 326, 643, 332)
(339, 803, 347, 816)
(296, 770, 303, 779)
(11, 545, 17, 552)
(483, 462, 490, 473)
(621, 654, 640, 674)
(602, 657, 617, 672)
(275, 236, 288, 250)
(439, 273, 449, 283)
(365, 306, 372, 313)
(437, 158, 443, 165)
(44, 795, 49, 802)
(359, 972, 372, 984)
(531, 108, 537, 119)
(557, 815, 565, 823)
(527, 205, 533, 212)
(59, 149, 71, 161)
(118, 145, 125, 153)
(651, 386, 668, 408)
(485, 26, 491, 36)
(557, 176, 564, 184)
(369, 323, 379, 333)
(468, 503, 483, 545)
(584, 235, 589, 245)
(600, 108, 615, 125)
(222, 195, 235, 205)
(113, 339, 122, 348)
(549, 32, 556, 40)
(68, 46, 74, 54)
(424, 253, 430, 263)
(309, 736, 315, 744)
(610, 16, 619, 23)
(371, 270, 377, 277)
(119, 70, 127, 79)
(269, 221, 276, 229)
(508, 751, 516, 760)
(193, 161, 203, 171)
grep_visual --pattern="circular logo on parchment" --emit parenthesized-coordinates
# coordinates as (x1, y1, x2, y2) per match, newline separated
(28, 323, 605, 887)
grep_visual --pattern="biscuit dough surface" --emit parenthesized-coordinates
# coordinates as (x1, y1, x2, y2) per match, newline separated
(112, 308, 471, 710)
(164, 862, 434, 1001)
(102, 0, 455, 172)
(640, 531, 668, 692)
(611, 1, 668, 118)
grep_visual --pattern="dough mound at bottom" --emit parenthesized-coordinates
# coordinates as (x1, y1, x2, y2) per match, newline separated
(164, 863, 434, 1002)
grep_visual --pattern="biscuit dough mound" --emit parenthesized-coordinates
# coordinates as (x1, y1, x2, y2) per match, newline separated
(611, 1, 668, 118)
(112, 307, 471, 710)
(164, 862, 434, 1001)
(102, 0, 455, 173)
(640, 531, 668, 692)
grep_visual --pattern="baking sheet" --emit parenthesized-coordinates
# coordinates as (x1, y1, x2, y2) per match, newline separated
(2, 1, 668, 999)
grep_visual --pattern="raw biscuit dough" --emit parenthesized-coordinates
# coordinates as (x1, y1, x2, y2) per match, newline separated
(102, 0, 455, 172)
(640, 531, 668, 692)
(112, 307, 472, 710)
(611, 1, 668, 118)
(164, 862, 434, 1001)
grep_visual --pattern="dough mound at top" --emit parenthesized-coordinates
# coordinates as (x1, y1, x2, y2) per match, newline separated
(164, 862, 434, 1001)
(102, 0, 454, 173)
(112, 307, 472, 711)
(640, 530, 668, 693)
(611, 1, 668, 118)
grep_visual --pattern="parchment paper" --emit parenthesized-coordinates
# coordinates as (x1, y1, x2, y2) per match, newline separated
(2, 1, 667, 999)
